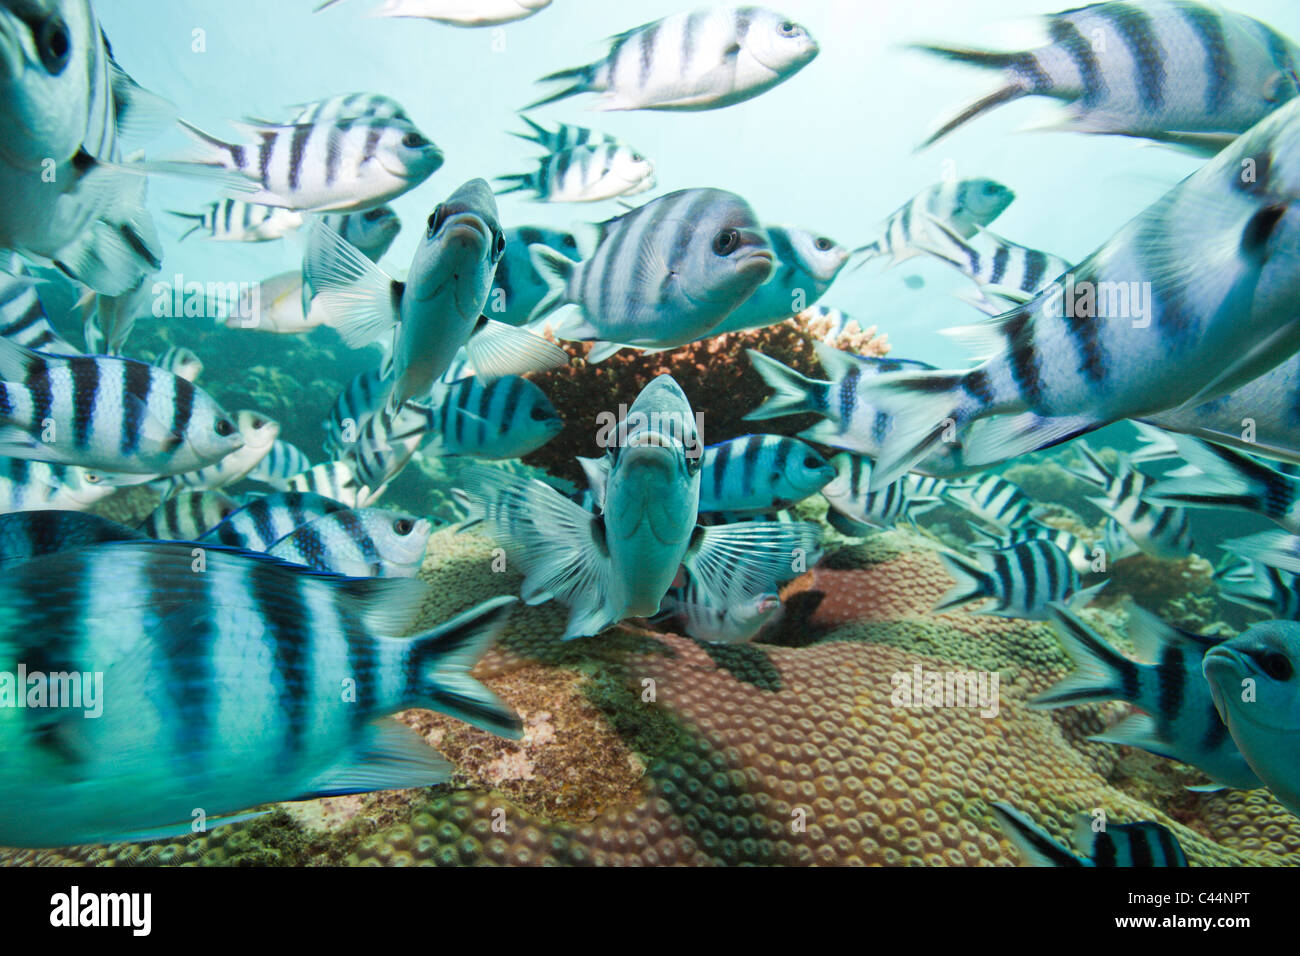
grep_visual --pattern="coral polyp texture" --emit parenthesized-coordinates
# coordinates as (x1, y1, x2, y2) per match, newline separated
(6, 524, 1297, 867)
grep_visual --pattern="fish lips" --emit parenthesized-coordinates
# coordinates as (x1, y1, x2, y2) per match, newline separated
(611, 442, 695, 541)
(1202, 645, 1297, 734)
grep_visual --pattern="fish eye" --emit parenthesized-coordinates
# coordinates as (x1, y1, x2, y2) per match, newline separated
(631, 152, 644, 162)
(561, 234, 577, 249)
(712, 228, 740, 256)
(804, 455, 823, 469)
(363, 208, 387, 222)
(84, 473, 101, 485)
(493, 230, 506, 259)
(393, 518, 414, 535)
(530, 406, 554, 421)
(426, 205, 444, 238)
(778, 20, 799, 36)
(401, 131, 428, 149)
(1254, 649, 1294, 681)
(251, 417, 267, 429)
(37, 16, 71, 75)
(814, 237, 833, 251)
(215, 419, 235, 437)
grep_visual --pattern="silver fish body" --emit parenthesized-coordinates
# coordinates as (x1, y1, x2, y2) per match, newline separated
(267, 507, 432, 578)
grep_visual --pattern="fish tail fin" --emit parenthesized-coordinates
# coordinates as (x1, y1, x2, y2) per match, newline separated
(526, 63, 596, 110)
(493, 173, 533, 197)
(1144, 436, 1295, 522)
(990, 802, 1085, 867)
(934, 550, 995, 612)
(914, 73, 1029, 148)
(526, 244, 576, 323)
(173, 118, 240, 170)
(513, 114, 551, 146)
(743, 350, 830, 421)
(406, 594, 523, 738)
(1030, 603, 1138, 709)
(167, 210, 207, 242)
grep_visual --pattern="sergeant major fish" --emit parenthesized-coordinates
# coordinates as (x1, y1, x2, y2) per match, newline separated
(854, 178, 1015, 267)
(170, 199, 303, 242)
(935, 539, 1106, 619)
(138, 489, 238, 540)
(267, 507, 432, 578)
(200, 491, 348, 553)
(696, 434, 834, 515)
(496, 142, 655, 203)
(991, 802, 1188, 867)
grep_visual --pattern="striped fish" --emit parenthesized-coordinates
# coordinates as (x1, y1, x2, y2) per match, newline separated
(1221, 529, 1300, 578)
(247, 439, 313, 489)
(325, 366, 389, 457)
(967, 521, 1095, 575)
(821, 453, 943, 533)
(0, 0, 171, 296)
(529, 7, 818, 111)
(1142, 431, 1300, 534)
(0, 258, 79, 356)
(708, 226, 850, 336)
(138, 489, 240, 540)
(457, 375, 821, 639)
(154, 345, 203, 382)
(1033, 603, 1260, 790)
(268, 508, 433, 578)
(914, 218, 1072, 315)
(698, 434, 834, 514)
(942, 473, 1036, 530)
(307, 178, 566, 410)
(0, 458, 113, 514)
(0, 510, 142, 568)
(1136, 356, 1300, 465)
(935, 539, 1106, 619)
(512, 116, 619, 153)
(991, 802, 1187, 867)
(200, 491, 348, 552)
(319, 206, 401, 262)
(657, 573, 782, 645)
(854, 179, 1015, 266)
(157, 410, 280, 493)
(170, 199, 303, 242)
(488, 226, 580, 327)
(286, 92, 409, 125)
(496, 142, 655, 203)
(745, 343, 973, 478)
(345, 401, 436, 490)
(316, 0, 552, 27)
(286, 460, 385, 508)
(851, 99, 1300, 490)
(421, 373, 562, 460)
(1218, 558, 1300, 619)
(1067, 444, 1194, 559)
(917, 1, 1300, 149)
(174, 112, 443, 212)
(0, 338, 244, 475)
(0, 540, 521, 847)
(529, 188, 774, 356)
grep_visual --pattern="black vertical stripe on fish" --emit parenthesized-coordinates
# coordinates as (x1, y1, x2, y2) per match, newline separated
(1015, 542, 1037, 610)
(838, 368, 858, 422)
(1201, 701, 1232, 749)
(1002, 307, 1043, 405)
(150, 548, 211, 775)
(1127, 828, 1155, 867)
(1022, 249, 1048, 291)
(338, 510, 381, 573)
(251, 564, 311, 766)
(68, 357, 99, 450)
(170, 376, 195, 454)
(120, 358, 152, 455)
(500, 377, 524, 433)
(637, 19, 659, 92)
(257, 133, 275, 187)
(990, 243, 1009, 285)
(362, 122, 384, 165)
(325, 122, 345, 187)
(1063, 304, 1107, 384)
(188, 490, 207, 538)
(24, 355, 52, 434)
(1258, 23, 1298, 90)
(681, 9, 700, 71)
(741, 434, 761, 496)
(1042, 543, 1059, 601)
(13, 549, 86, 685)
(990, 551, 1011, 603)
(1177, 1, 1231, 113)
(1049, 19, 1103, 108)
(1093, 832, 1119, 866)
(1155, 645, 1185, 737)
(712, 437, 731, 501)
(963, 367, 994, 405)
(344, 613, 378, 720)
(1100, 4, 1165, 112)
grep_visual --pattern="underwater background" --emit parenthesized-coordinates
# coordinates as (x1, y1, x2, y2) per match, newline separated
(7, 0, 1300, 866)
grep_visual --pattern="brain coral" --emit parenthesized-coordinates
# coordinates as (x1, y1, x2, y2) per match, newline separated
(5, 524, 1299, 867)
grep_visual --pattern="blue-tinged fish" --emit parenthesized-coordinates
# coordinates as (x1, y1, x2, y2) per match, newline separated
(854, 179, 1015, 266)
(1141, 431, 1300, 533)
(268, 507, 432, 578)
(656, 574, 782, 645)
(316, 0, 551, 27)
(1221, 529, 1300, 577)
(0, 540, 521, 847)
(306, 178, 566, 410)
(247, 439, 313, 490)
(0, 0, 172, 295)
(170, 199, 303, 242)
(325, 366, 389, 457)
(156, 409, 279, 494)
(936, 539, 1105, 619)
(0, 257, 79, 355)
(0, 458, 111, 514)
(421, 373, 562, 460)
(497, 142, 655, 203)
(942, 472, 1037, 530)
(917, 0, 1300, 149)
(1217, 558, 1300, 619)
(966, 521, 1094, 576)
(487, 226, 580, 327)
(1033, 603, 1261, 790)
(0, 509, 142, 568)
(138, 489, 239, 540)
(201, 491, 348, 553)
(696, 434, 834, 514)
(320, 206, 401, 262)
(529, 6, 817, 111)
(991, 802, 1188, 867)
(707, 226, 849, 336)
(286, 460, 385, 508)
(511, 117, 618, 153)
(821, 454, 943, 533)
(345, 401, 436, 490)
(1204, 620, 1300, 817)
(283, 92, 409, 125)
(1066, 444, 1194, 559)
(0, 337, 243, 475)
(914, 217, 1072, 315)
(744, 343, 974, 478)
(530, 188, 774, 361)
(851, 98, 1300, 490)
(458, 375, 820, 639)
(154, 345, 203, 383)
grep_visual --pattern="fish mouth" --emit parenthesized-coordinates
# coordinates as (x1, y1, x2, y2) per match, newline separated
(381, 146, 444, 180)
(1203, 646, 1295, 733)
(442, 213, 490, 249)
